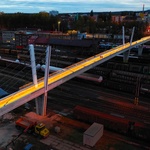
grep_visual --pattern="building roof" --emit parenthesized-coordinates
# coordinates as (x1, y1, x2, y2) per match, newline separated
(34, 37, 50, 45)
(28, 35, 38, 44)
(15, 31, 35, 35)
(48, 38, 94, 47)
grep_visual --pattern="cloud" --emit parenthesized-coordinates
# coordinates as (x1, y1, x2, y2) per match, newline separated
(0, 0, 149, 13)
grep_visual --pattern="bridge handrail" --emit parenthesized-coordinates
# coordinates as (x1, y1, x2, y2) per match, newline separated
(8, 37, 150, 90)
(0, 36, 150, 113)
(18, 36, 150, 90)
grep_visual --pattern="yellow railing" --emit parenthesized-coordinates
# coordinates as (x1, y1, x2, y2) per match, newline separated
(0, 36, 150, 109)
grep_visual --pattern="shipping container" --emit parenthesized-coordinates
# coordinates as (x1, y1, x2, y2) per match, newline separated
(83, 123, 103, 147)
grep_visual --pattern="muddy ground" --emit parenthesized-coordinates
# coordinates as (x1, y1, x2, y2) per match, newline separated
(0, 110, 150, 150)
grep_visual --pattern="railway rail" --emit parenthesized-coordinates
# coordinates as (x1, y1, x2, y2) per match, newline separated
(47, 80, 150, 122)
(0, 49, 150, 143)
(0, 57, 149, 125)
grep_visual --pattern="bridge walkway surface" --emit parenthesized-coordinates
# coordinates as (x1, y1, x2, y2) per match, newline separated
(0, 36, 150, 116)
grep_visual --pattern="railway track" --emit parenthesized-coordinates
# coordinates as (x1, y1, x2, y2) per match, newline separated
(0, 52, 150, 145)
(45, 80, 150, 124)
(0, 58, 149, 125)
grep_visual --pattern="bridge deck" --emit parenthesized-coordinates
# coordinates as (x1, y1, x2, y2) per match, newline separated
(0, 36, 150, 116)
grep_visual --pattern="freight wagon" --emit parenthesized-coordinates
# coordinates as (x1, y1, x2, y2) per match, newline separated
(73, 105, 150, 141)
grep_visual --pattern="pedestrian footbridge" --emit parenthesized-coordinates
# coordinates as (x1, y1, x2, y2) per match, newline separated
(0, 36, 150, 116)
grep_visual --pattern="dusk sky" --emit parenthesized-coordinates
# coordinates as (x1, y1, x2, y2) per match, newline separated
(0, 0, 150, 14)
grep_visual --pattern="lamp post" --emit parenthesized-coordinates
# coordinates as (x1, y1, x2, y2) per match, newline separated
(58, 21, 61, 32)
(134, 76, 141, 105)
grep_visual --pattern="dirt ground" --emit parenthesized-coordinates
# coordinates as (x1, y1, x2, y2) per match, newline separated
(0, 111, 59, 150)
(0, 113, 19, 149)
(0, 111, 150, 150)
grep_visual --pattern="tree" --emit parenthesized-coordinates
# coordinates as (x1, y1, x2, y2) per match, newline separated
(90, 10, 93, 17)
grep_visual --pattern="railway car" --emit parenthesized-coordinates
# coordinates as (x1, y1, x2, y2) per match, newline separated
(16, 45, 24, 50)
(0, 49, 10, 54)
(73, 105, 129, 134)
(133, 122, 150, 141)
(73, 105, 150, 141)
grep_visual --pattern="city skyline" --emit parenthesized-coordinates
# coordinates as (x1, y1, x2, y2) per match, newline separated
(0, 0, 150, 14)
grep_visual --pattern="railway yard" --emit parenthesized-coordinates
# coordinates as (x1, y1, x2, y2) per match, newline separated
(0, 47, 150, 150)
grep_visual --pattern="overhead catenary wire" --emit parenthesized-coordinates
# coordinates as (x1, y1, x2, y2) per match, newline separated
(0, 49, 39, 88)
(0, 62, 22, 83)
(1, 65, 28, 89)
(2, 60, 38, 107)
(2, 58, 39, 91)
(0, 46, 40, 106)
(3, 68, 32, 92)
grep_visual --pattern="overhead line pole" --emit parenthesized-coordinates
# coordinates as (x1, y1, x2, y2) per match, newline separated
(122, 26, 125, 45)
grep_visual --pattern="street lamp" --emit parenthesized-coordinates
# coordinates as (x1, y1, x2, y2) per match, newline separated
(58, 21, 61, 32)
(134, 76, 141, 105)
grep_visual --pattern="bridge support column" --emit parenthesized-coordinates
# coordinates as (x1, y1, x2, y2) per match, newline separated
(35, 95, 46, 115)
(138, 45, 143, 56)
(36, 46, 51, 116)
(123, 50, 130, 63)
(35, 95, 48, 115)
(123, 27, 135, 63)
(29, 44, 40, 114)
(29, 44, 38, 86)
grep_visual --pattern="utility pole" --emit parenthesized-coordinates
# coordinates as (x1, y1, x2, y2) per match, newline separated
(122, 26, 125, 45)
(58, 21, 61, 32)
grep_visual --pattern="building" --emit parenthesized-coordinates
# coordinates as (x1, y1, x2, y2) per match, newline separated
(145, 25, 150, 35)
(1, 30, 15, 44)
(146, 13, 150, 24)
(0, 31, 2, 44)
(112, 16, 125, 23)
(48, 38, 96, 59)
(49, 10, 59, 16)
(28, 35, 38, 45)
(15, 31, 35, 49)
